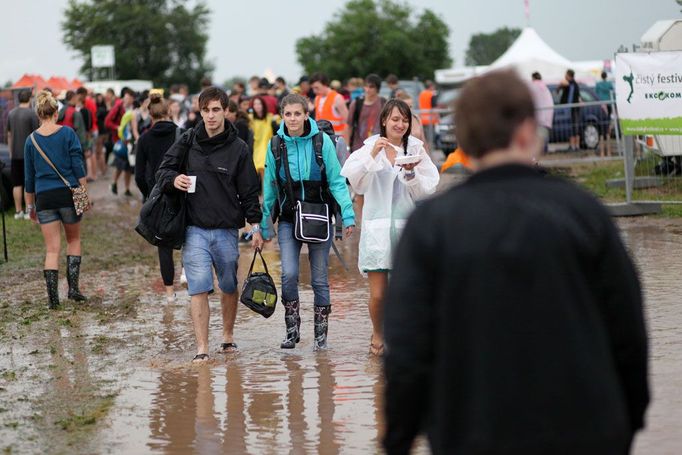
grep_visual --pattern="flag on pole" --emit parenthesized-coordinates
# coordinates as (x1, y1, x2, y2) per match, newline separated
(524, 0, 530, 25)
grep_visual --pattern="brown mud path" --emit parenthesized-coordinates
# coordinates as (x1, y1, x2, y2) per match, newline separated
(0, 174, 680, 454)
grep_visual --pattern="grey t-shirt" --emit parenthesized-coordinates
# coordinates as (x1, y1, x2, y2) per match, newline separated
(8, 106, 39, 160)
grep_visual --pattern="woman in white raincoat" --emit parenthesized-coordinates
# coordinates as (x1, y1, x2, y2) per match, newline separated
(341, 99, 439, 355)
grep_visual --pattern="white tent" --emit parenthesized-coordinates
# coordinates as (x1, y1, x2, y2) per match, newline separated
(436, 27, 607, 86)
(488, 28, 572, 82)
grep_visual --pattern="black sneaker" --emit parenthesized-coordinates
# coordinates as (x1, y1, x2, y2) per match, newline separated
(124, 190, 133, 197)
(110, 183, 118, 195)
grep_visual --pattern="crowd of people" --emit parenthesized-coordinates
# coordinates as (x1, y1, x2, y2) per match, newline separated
(7, 68, 648, 454)
(8, 72, 441, 355)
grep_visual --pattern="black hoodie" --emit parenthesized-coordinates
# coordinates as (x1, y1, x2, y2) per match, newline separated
(135, 120, 178, 197)
(156, 120, 261, 229)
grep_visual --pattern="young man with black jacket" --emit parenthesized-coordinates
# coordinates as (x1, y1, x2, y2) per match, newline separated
(383, 70, 649, 455)
(156, 87, 262, 362)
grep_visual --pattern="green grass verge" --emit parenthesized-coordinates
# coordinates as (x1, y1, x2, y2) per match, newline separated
(0, 211, 158, 280)
(549, 159, 682, 217)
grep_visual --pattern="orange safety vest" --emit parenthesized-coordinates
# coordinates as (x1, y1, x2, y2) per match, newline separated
(419, 89, 439, 125)
(440, 147, 472, 174)
(314, 89, 347, 133)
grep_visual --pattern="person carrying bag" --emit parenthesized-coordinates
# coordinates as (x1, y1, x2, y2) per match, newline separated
(257, 93, 355, 351)
(31, 134, 91, 216)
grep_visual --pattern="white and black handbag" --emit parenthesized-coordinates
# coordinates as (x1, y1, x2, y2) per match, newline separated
(278, 137, 332, 244)
(294, 200, 330, 243)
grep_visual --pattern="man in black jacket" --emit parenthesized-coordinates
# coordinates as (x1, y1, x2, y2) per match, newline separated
(383, 70, 649, 455)
(157, 87, 262, 362)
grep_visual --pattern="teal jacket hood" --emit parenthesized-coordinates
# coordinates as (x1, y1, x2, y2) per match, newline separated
(259, 118, 356, 239)
(276, 117, 319, 142)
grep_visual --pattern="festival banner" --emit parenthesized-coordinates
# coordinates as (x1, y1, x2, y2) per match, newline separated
(615, 52, 682, 135)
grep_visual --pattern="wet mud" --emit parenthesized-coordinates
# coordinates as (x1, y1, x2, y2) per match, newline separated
(0, 178, 680, 454)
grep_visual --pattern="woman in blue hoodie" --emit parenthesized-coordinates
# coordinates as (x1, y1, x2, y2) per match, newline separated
(258, 93, 355, 350)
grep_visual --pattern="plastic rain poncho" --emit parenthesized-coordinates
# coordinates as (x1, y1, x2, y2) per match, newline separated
(341, 134, 439, 273)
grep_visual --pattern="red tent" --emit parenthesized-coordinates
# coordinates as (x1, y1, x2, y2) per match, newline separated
(12, 74, 47, 91)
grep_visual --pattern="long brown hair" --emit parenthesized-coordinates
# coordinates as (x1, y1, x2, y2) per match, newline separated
(379, 99, 412, 152)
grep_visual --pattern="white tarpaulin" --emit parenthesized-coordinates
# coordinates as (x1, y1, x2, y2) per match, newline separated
(615, 52, 682, 135)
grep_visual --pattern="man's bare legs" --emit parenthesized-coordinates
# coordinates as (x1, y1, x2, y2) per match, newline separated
(191, 292, 210, 357)
(221, 291, 238, 351)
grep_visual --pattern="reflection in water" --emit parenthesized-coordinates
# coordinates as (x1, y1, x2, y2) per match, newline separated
(224, 364, 247, 454)
(148, 371, 198, 453)
(284, 355, 309, 453)
(316, 354, 340, 455)
(98, 220, 682, 454)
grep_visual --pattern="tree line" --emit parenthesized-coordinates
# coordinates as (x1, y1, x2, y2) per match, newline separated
(62, 0, 518, 89)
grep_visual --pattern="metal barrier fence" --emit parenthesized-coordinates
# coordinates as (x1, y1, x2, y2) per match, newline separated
(416, 100, 619, 158)
(622, 134, 682, 204)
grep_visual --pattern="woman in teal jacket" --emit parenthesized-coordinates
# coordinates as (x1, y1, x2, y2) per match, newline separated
(258, 93, 355, 350)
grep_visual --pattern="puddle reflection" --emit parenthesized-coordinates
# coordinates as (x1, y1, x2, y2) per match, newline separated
(95, 219, 682, 454)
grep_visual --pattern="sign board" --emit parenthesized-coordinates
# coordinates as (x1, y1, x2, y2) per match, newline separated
(91, 45, 115, 68)
(615, 52, 682, 135)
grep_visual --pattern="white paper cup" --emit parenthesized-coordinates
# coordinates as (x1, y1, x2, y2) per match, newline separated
(187, 176, 197, 193)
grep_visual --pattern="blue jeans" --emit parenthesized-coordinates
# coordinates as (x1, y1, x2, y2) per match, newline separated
(182, 226, 239, 296)
(277, 221, 332, 307)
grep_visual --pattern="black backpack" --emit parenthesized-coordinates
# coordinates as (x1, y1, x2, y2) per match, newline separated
(270, 131, 344, 239)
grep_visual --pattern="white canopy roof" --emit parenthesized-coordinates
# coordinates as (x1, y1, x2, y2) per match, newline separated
(489, 28, 572, 70)
(436, 27, 607, 85)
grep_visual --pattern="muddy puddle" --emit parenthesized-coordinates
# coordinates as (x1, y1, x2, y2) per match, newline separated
(0, 178, 681, 454)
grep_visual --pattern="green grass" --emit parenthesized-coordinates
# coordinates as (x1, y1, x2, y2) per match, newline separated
(54, 394, 116, 432)
(549, 159, 682, 217)
(0, 211, 158, 280)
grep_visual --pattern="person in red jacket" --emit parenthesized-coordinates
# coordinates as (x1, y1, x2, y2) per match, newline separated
(104, 87, 135, 195)
(76, 87, 98, 181)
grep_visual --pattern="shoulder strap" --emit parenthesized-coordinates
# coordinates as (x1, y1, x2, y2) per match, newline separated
(270, 135, 282, 183)
(312, 132, 327, 188)
(277, 137, 297, 206)
(350, 97, 364, 147)
(178, 128, 195, 173)
(30, 133, 71, 188)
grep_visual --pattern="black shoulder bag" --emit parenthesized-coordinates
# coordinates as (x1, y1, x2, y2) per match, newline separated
(240, 248, 278, 318)
(134, 129, 194, 249)
(278, 137, 331, 243)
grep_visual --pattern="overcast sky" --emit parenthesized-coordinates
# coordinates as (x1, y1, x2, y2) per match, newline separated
(1, 0, 680, 86)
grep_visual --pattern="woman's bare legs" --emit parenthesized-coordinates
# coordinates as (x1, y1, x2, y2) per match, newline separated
(367, 271, 388, 355)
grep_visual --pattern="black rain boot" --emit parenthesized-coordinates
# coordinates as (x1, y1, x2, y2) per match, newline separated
(313, 306, 331, 351)
(44, 269, 60, 309)
(66, 255, 87, 302)
(280, 299, 301, 349)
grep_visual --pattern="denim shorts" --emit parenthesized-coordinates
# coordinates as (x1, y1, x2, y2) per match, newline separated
(182, 226, 239, 296)
(36, 206, 82, 225)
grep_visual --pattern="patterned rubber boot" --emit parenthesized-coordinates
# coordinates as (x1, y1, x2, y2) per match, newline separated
(66, 255, 87, 302)
(44, 269, 60, 309)
(280, 299, 301, 349)
(313, 306, 331, 351)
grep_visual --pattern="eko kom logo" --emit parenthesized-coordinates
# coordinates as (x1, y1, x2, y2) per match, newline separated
(644, 91, 682, 101)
